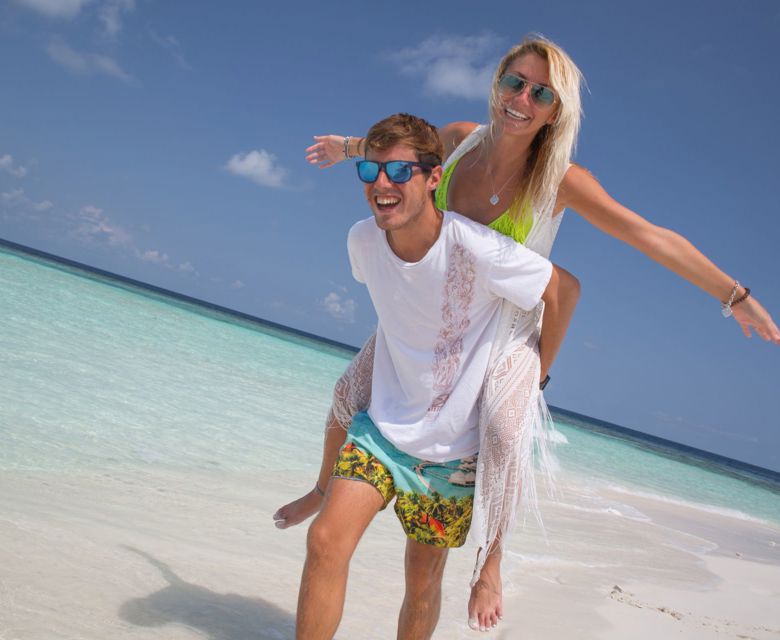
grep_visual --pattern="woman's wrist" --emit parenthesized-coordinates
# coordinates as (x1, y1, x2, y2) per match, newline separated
(343, 136, 364, 159)
(721, 281, 751, 317)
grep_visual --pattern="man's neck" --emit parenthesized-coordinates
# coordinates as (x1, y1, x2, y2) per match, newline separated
(386, 204, 444, 263)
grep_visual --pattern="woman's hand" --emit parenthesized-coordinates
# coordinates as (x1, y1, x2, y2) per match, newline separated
(732, 297, 780, 344)
(305, 135, 350, 169)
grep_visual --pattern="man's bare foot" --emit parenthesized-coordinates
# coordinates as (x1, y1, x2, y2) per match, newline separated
(273, 488, 323, 529)
(467, 556, 503, 632)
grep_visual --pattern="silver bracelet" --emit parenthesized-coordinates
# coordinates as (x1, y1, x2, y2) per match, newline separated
(343, 136, 351, 159)
(721, 281, 741, 318)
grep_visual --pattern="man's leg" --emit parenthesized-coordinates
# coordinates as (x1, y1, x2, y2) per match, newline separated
(397, 539, 449, 640)
(296, 477, 384, 640)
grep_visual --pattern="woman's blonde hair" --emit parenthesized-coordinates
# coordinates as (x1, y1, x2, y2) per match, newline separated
(488, 34, 583, 219)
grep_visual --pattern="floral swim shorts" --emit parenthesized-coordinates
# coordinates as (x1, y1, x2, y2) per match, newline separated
(332, 412, 477, 548)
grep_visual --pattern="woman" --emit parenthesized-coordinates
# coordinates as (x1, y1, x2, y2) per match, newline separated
(275, 35, 779, 631)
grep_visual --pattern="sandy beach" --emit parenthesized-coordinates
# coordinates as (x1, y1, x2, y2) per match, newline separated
(1, 466, 778, 640)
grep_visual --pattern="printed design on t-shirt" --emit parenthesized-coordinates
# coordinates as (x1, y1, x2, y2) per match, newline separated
(427, 243, 476, 415)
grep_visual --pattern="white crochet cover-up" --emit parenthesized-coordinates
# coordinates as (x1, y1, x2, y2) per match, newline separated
(327, 125, 565, 585)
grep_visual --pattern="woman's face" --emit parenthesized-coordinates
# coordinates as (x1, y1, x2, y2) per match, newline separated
(493, 52, 558, 137)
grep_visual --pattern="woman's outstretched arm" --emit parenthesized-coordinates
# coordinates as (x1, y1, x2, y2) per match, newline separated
(305, 135, 363, 167)
(558, 165, 780, 343)
(305, 122, 479, 168)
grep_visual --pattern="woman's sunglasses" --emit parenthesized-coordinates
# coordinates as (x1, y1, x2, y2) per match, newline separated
(356, 160, 435, 184)
(498, 73, 556, 106)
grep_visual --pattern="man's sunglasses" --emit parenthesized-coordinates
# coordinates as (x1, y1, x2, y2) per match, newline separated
(498, 73, 556, 106)
(356, 160, 435, 184)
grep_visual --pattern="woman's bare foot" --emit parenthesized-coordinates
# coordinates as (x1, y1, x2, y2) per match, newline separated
(273, 488, 324, 529)
(468, 552, 503, 632)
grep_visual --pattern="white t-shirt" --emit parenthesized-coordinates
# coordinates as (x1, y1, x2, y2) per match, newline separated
(348, 211, 552, 462)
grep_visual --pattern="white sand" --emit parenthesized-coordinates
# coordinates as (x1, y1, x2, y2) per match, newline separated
(1, 467, 778, 639)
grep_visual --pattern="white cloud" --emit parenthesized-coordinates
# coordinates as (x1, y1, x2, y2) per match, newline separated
(322, 291, 356, 323)
(134, 250, 197, 275)
(73, 204, 132, 247)
(1, 188, 53, 219)
(389, 33, 501, 100)
(0, 154, 28, 178)
(13, 0, 95, 18)
(230, 280, 245, 290)
(16, 0, 135, 39)
(47, 39, 134, 83)
(98, 0, 134, 37)
(583, 340, 599, 350)
(72, 206, 196, 274)
(1, 163, 195, 276)
(137, 249, 169, 264)
(225, 150, 288, 188)
(149, 30, 191, 70)
(1, 189, 24, 206)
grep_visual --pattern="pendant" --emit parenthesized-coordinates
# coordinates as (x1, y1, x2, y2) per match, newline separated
(489, 194, 499, 206)
(721, 306, 732, 318)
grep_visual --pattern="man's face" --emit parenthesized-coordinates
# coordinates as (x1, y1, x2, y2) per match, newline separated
(363, 144, 441, 232)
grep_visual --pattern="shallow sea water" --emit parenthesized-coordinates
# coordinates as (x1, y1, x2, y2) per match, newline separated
(2, 244, 777, 524)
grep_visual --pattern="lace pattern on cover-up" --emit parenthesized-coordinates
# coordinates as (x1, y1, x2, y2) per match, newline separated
(326, 333, 375, 431)
(468, 299, 557, 585)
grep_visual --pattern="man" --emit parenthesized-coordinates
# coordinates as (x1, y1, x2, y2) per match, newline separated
(295, 113, 561, 639)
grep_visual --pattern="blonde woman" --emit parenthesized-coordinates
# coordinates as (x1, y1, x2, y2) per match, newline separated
(275, 36, 780, 631)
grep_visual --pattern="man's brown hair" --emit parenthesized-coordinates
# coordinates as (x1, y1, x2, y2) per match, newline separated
(364, 113, 443, 167)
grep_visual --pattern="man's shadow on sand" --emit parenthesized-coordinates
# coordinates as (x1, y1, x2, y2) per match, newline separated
(118, 546, 294, 640)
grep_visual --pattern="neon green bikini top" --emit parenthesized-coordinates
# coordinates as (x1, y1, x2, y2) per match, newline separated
(435, 156, 533, 244)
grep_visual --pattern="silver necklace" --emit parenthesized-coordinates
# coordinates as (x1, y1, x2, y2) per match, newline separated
(486, 162, 521, 206)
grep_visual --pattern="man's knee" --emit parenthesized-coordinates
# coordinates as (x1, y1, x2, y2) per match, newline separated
(306, 517, 352, 565)
(405, 543, 448, 595)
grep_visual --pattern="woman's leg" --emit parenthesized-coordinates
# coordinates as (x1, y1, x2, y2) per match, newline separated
(538, 265, 580, 381)
(468, 299, 560, 628)
(468, 541, 502, 631)
(273, 334, 376, 528)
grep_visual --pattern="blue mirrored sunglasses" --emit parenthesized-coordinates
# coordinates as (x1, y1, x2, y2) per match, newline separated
(356, 160, 435, 184)
(498, 73, 556, 106)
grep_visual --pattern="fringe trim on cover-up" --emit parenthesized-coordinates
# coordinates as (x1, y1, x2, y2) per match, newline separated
(468, 299, 558, 587)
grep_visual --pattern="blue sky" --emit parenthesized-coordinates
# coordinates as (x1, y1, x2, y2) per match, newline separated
(2, 0, 779, 470)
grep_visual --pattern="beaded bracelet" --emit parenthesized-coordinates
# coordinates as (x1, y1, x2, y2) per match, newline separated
(313, 481, 325, 497)
(732, 287, 751, 308)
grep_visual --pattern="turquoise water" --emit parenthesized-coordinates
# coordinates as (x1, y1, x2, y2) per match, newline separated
(554, 423, 780, 524)
(0, 246, 345, 473)
(2, 244, 778, 526)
